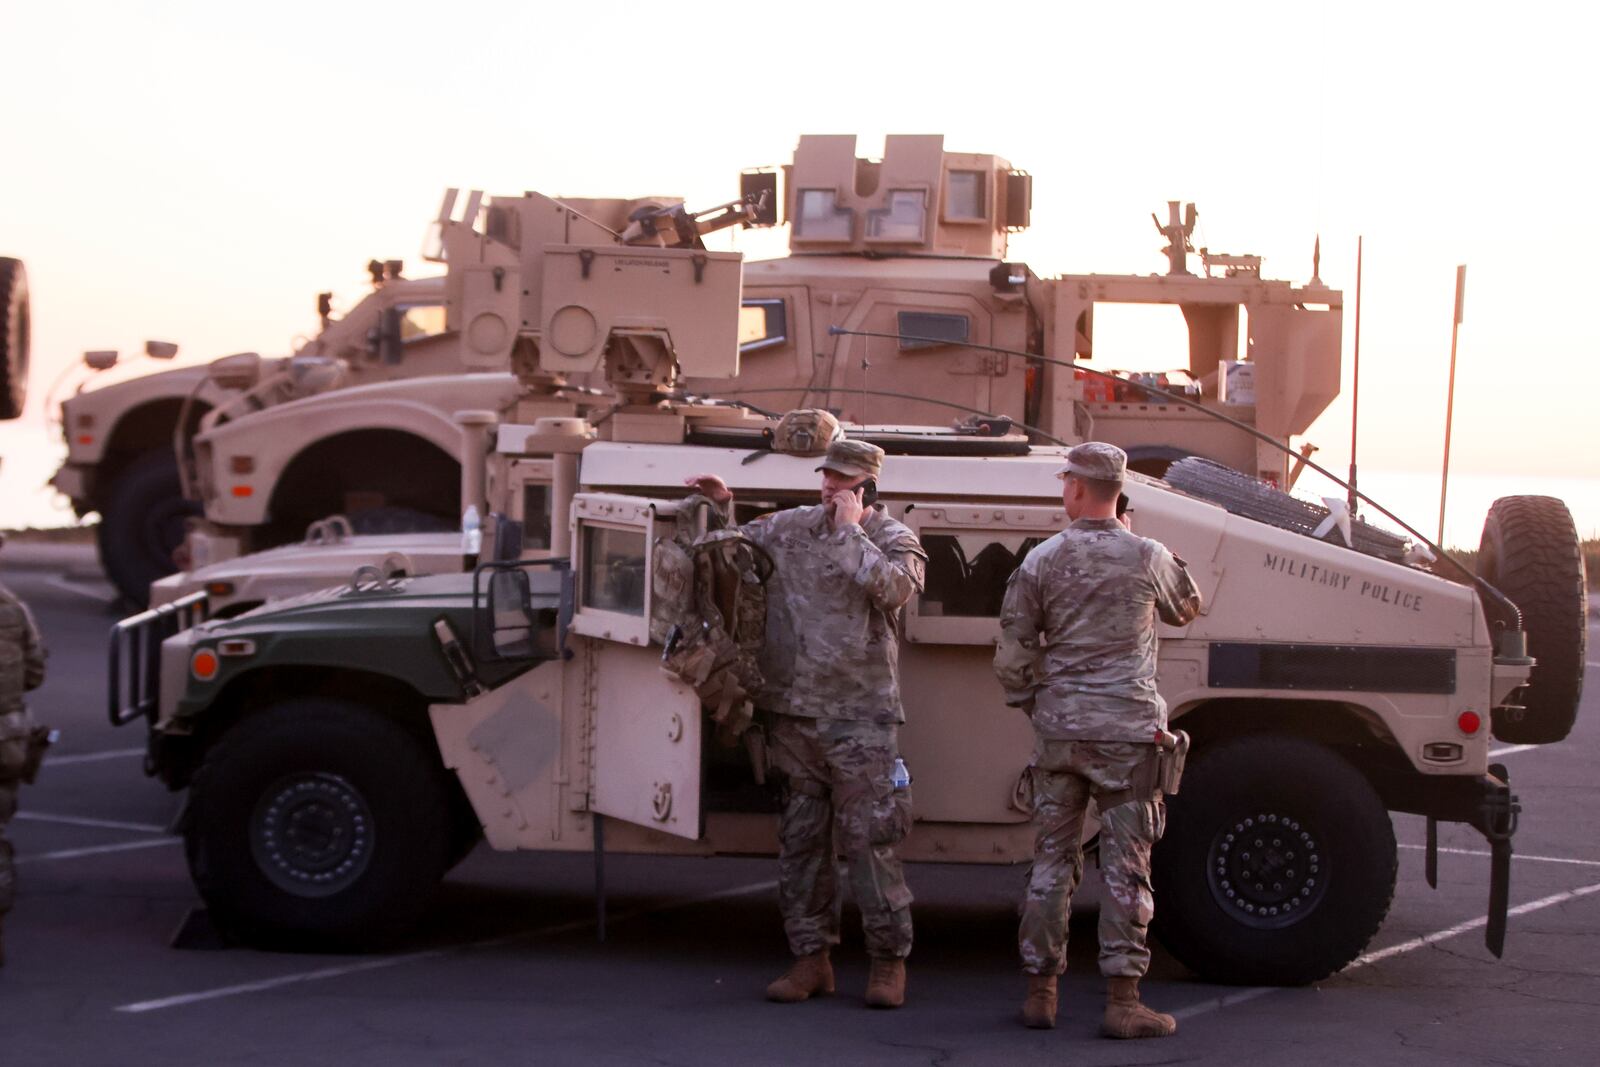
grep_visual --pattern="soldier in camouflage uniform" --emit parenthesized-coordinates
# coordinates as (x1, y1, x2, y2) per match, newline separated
(994, 442, 1202, 1038)
(1, 535, 50, 967)
(687, 437, 926, 1009)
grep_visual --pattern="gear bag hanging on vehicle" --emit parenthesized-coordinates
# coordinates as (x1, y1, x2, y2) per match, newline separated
(651, 494, 774, 740)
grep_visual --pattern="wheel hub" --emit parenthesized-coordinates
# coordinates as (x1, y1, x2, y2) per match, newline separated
(1207, 812, 1326, 928)
(251, 772, 374, 898)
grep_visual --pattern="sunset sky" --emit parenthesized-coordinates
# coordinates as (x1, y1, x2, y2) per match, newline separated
(3, 1, 1596, 543)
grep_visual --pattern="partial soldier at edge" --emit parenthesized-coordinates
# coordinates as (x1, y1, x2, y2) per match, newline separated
(1, 533, 52, 967)
(994, 441, 1202, 1038)
(687, 424, 928, 1009)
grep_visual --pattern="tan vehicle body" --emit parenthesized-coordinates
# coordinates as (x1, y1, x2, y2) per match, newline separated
(176, 135, 1341, 580)
(425, 439, 1517, 867)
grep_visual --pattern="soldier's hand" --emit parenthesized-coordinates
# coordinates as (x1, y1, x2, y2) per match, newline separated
(685, 474, 732, 504)
(829, 487, 865, 528)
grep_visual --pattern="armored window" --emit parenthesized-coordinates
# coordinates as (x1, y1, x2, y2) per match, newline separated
(581, 526, 647, 616)
(521, 484, 552, 551)
(896, 311, 970, 351)
(919, 533, 1045, 618)
(794, 189, 854, 241)
(739, 299, 788, 354)
(944, 170, 986, 222)
(866, 189, 928, 242)
(399, 304, 447, 342)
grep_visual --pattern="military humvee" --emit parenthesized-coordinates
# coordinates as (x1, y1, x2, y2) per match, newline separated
(108, 202, 1587, 987)
(170, 135, 1342, 594)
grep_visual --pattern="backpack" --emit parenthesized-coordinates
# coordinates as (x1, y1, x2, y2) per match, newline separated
(651, 495, 775, 741)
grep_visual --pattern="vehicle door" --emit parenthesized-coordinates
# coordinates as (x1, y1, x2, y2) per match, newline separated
(567, 492, 704, 840)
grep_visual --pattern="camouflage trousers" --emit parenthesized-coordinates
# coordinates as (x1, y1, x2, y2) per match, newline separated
(1019, 740, 1165, 978)
(0, 779, 14, 915)
(768, 715, 914, 959)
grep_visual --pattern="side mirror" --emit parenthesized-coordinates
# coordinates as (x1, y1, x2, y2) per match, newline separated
(83, 350, 119, 370)
(145, 340, 179, 359)
(372, 308, 403, 365)
(488, 568, 536, 657)
(208, 352, 263, 390)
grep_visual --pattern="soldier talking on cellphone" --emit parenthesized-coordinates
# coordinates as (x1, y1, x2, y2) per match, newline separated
(994, 442, 1202, 1038)
(687, 431, 927, 1009)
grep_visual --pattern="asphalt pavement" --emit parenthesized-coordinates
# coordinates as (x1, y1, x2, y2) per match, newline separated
(1, 543, 1597, 1066)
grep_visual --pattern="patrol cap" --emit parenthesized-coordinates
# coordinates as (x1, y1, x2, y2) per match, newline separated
(815, 438, 884, 480)
(1056, 441, 1127, 483)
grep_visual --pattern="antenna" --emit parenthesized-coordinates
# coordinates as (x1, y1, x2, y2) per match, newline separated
(1437, 265, 1467, 545)
(1347, 236, 1363, 514)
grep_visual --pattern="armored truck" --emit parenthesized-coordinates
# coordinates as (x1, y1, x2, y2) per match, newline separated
(123, 134, 1342, 602)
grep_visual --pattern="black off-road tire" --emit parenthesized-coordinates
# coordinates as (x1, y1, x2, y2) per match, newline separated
(0, 257, 29, 420)
(1153, 735, 1397, 985)
(1478, 495, 1588, 744)
(97, 449, 201, 606)
(185, 698, 455, 949)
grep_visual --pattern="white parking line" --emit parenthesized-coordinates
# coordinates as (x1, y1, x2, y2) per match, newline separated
(1488, 744, 1538, 757)
(47, 747, 145, 766)
(114, 877, 780, 1014)
(17, 838, 179, 864)
(1397, 843, 1600, 868)
(15, 811, 166, 833)
(1175, 877, 1600, 1022)
(1354, 880, 1600, 966)
(42, 573, 115, 604)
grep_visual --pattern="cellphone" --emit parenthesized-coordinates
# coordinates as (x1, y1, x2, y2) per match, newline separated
(1116, 492, 1130, 518)
(857, 478, 879, 507)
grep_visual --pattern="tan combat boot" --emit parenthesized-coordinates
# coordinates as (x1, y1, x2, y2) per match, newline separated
(864, 957, 906, 1008)
(1102, 976, 1177, 1038)
(1021, 974, 1058, 1029)
(766, 951, 835, 1003)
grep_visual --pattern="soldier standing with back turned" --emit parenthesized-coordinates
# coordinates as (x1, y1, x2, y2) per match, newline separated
(0, 533, 50, 967)
(687, 435, 927, 1009)
(994, 442, 1202, 1038)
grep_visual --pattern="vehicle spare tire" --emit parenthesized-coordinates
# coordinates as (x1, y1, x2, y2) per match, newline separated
(1477, 495, 1588, 744)
(97, 449, 202, 606)
(0, 257, 30, 420)
(1164, 456, 1411, 563)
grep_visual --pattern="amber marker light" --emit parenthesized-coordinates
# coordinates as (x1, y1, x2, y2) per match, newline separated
(204, 581, 235, 597)
(191, 649, 220, 681)
(1457, 710, 1482, 735)
(229, 456, 255, 474)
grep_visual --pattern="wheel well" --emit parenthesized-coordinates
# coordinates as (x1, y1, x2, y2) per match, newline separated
(166, 666, 438, 788)
(99, 398, 211, 496)
(264, 429, 459, 546)
(1172, 697, 1412, 798)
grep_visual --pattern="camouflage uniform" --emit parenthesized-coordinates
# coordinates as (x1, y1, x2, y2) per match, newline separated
(996, 493, 1201, 978)
(740, 498, 926, 960)
(1, 580, 48, 928)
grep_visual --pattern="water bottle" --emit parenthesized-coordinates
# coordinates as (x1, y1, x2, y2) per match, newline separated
(461, 505, 482, 569)
(890, 757, 911, 791)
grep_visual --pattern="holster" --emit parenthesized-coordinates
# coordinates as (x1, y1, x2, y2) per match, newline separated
(1156, 728, 1190, 796)
(20, 725, 55, 785)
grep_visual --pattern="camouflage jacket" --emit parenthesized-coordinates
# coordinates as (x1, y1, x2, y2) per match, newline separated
(739, 504, 926, 724)
(0, 581, 46, 718)
(995, 517, 1201, 741)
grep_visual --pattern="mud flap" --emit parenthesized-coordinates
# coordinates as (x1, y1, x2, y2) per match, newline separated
(1480, 763, 1519, 958)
